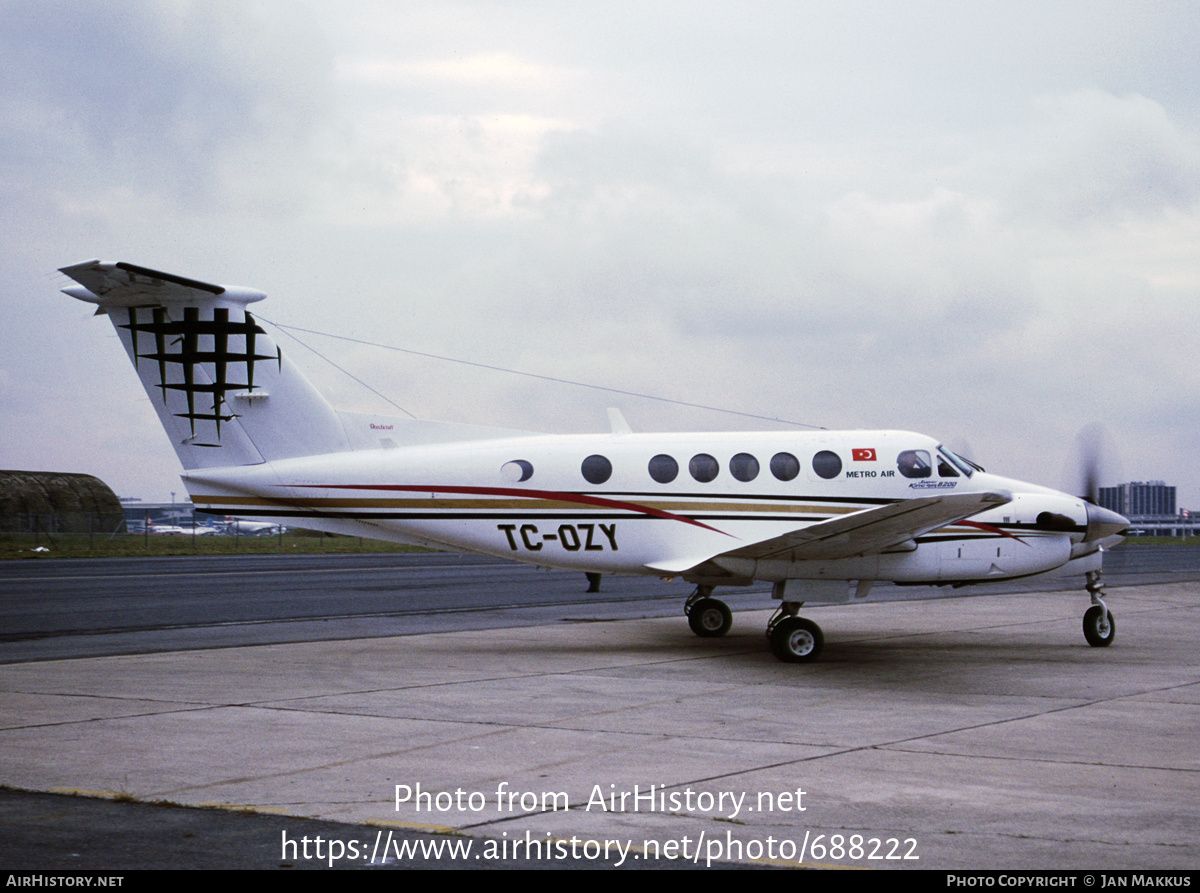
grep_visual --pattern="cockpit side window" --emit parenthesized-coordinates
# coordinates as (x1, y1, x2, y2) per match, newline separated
(897, 449, 932, 479)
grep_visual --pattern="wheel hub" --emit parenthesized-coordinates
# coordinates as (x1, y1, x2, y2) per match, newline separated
(788, 630, 814, 656)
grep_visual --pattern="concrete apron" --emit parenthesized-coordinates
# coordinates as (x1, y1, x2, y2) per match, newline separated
(1, 584, 1197, 870)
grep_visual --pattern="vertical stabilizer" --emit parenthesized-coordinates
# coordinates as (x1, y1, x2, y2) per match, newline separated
(60, 261, 350, 470)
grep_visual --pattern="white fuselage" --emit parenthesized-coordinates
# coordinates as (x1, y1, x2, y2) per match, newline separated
(181, 428, 1096, 587)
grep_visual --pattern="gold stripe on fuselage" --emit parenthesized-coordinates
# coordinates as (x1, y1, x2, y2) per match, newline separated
(189, 493, 872, 517)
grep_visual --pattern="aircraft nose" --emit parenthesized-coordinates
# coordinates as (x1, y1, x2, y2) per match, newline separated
(1084, 502, 1129, 542)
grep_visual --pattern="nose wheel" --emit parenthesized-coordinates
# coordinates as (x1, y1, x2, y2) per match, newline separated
(1083, 570, 1115, 647)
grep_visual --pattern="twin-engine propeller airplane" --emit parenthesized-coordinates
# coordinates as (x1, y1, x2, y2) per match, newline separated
(59, 260, 1130, 662)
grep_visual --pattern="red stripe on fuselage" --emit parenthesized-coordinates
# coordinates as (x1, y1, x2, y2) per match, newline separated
(959, 519, 1028, 544)
(291, 483, 733, 536)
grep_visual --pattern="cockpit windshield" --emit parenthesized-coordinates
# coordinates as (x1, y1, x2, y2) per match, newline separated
(938, 445, 980, 477)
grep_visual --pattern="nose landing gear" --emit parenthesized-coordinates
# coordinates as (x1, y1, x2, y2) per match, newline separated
(1083, 569, 1115, 647)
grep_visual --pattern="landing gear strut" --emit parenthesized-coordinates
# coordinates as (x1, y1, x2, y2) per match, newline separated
(684, 585, 733, 638)
(1083, 569, 1115, 647)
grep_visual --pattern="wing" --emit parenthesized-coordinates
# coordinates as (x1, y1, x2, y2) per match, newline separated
(718, 489, 1012, 563)
(642, 489, 1013, 575)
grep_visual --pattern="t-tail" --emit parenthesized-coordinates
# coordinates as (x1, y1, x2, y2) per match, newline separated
(60, 260, 350, 470)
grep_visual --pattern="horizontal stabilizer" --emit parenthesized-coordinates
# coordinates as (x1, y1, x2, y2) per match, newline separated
(60, 260, 265, 309)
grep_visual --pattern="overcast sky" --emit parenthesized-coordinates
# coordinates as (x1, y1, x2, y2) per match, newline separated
(2, 0, 1198, 508)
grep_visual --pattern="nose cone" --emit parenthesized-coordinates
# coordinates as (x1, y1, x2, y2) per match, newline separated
(1085, 502, 1129, 543)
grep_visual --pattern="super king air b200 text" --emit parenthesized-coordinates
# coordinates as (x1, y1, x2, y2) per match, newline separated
(58, 260, 1130, 663)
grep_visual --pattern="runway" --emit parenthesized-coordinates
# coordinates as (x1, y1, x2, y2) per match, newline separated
(1, 548, 1198, 869)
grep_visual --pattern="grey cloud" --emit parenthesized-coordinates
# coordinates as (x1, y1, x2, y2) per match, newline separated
(1011, 91, 1200, 225)
(0, 0, 331, 208)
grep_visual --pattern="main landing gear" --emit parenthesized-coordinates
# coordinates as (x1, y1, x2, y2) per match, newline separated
(766, 603, 824, 663)
(683, 585, 825, 663)
(684, 585, 733, 638)
(1083, 569, 1116, 647)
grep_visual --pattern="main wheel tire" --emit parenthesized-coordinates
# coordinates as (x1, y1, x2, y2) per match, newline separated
(687, 598, 732, 638)
(769, 617, 824, 663)
(1083, 605, 1116, 647)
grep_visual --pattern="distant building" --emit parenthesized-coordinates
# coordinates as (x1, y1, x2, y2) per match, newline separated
(1098, 481, 1193, 536)
(1098, 481, 1176, 517)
